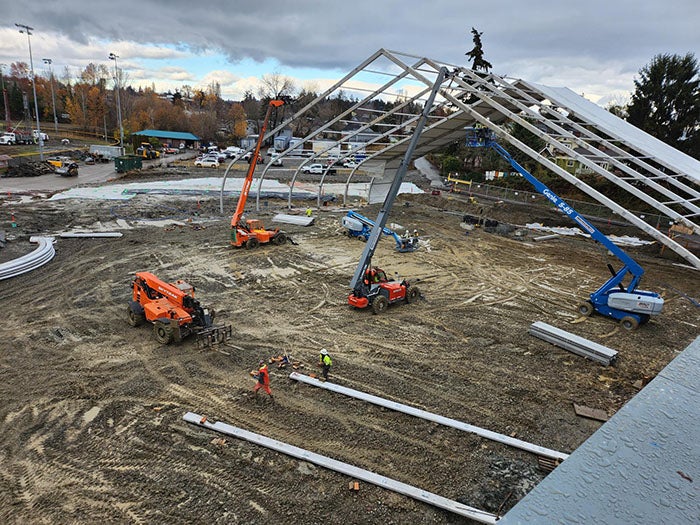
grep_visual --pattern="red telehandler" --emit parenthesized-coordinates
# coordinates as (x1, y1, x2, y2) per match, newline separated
(127, 272, 232, 346)
(230, 99, 288, 249)
(347, 67, 448, 313)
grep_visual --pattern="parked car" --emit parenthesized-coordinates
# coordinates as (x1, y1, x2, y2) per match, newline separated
(342, 160, 359, 168)
(225, 146, 243, 158)
(243, 152, 264, 164)
(270, 153, 283, 166)
(194, 157, 220, 168)
(301, 163, 336, 175)
(162, 144, 179, 154)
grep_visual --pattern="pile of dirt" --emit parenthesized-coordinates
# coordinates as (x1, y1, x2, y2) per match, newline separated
(1, 169, 698, 524)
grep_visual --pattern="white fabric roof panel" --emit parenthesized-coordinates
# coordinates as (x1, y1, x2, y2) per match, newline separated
(529, 83, 700, 181)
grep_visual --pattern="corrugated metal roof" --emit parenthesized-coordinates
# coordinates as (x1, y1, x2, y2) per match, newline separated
(500, 336, 700, 524)
(132, 129, 200, 140)
(529, 83, 700, 182)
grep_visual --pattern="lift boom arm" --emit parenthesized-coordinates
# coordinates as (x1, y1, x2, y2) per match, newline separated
(350, 67, 448, 290)
(468, 130, 644, 293)
(345, 210, 417, 252)
(466, 128, 663, 329)
(230, 99, 284, 228)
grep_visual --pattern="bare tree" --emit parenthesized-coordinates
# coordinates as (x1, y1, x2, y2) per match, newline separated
(257, 72, 296, 100)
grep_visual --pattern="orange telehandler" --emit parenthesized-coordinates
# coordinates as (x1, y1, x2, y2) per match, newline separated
(127, 271, 231, 346)
(230, 99, 288, 249)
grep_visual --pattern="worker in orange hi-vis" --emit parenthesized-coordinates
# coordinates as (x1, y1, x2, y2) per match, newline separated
(253, 360, 273, 400)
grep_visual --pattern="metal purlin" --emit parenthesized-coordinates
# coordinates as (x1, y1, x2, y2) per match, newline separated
(452, 67, 700, 230)
(404, 57, 700, 268)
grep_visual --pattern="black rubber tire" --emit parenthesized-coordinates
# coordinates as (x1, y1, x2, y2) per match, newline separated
(245, 238, 259, 249)
(127, 306, 145, 327)
(406, 287, 419, 304)
(273, 232, 287, 245)
(153, 321, 174, 344)
(359, 235, 367, 242)
(578, 302, 593, 316)
(372, 295, 389, 315)
(620, 316, 639, 331)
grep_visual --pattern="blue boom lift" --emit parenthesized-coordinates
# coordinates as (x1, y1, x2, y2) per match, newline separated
(465, 127, 664, 330)
(341, 210, 419, 252)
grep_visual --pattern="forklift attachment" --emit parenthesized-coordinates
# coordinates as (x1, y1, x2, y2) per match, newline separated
(196, 324, 233, 349)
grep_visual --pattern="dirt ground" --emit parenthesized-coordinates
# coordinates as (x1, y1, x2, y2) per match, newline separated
(1, 166, 699, 524)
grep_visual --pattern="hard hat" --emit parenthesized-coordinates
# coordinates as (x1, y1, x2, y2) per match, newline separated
(320, 349, 328, 355)
(259, 360, 265, 365)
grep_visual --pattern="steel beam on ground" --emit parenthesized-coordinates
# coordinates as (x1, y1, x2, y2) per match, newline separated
(289, 372, 569, 462)
(183, 412, 497, 523)
(529, 322, 618, 366)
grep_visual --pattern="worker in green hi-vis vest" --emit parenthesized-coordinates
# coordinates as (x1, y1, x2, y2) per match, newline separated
(319, 349, 332, 381)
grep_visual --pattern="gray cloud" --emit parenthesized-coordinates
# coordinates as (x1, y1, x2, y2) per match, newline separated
(4, 0, 699, 97)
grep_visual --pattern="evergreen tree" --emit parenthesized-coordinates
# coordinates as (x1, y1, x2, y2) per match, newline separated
(465, 27, 492, 73)
(627, 53, 699, 158)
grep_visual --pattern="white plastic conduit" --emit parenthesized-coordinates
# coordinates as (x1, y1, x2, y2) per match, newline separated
(0, 236, 55, 281)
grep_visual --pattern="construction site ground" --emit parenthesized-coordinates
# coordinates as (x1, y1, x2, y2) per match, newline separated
(1, 164, 699, 524)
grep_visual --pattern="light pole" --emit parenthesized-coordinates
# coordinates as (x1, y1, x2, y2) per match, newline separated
(15, 23, 44, 161)
(108, 52, 124, 150)
(0, 63, 10, 131)
(42, 58, 58, 136)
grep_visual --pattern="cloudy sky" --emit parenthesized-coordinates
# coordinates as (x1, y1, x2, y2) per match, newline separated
(1, 0, 698, 106)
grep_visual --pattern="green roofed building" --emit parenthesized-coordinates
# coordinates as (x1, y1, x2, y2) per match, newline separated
(132, 130, 201, 149)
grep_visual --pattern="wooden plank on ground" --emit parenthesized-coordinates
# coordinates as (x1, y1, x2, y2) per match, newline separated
(573, 403, 609, 422)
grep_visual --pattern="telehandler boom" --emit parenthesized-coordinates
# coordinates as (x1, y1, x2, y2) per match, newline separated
(230, 99, 287, 249)
(348, 67, 448, 313)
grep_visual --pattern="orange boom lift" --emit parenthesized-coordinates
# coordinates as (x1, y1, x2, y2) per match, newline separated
(230, 99, 288, 249)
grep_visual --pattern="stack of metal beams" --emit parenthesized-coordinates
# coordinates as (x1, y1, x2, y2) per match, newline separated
(529, 321, 618, 366)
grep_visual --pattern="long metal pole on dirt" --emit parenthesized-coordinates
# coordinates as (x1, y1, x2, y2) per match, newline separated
(15, 23, 44, 161)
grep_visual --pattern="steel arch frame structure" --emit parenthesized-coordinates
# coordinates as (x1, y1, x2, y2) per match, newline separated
(220, 48, 700, 269)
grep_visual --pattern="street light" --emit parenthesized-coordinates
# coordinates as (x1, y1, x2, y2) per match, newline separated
(15, 23, 44, 161)
(42, 58, 58, 135)
(0, 63, 10, 130)
(108, 52, 124, 149)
